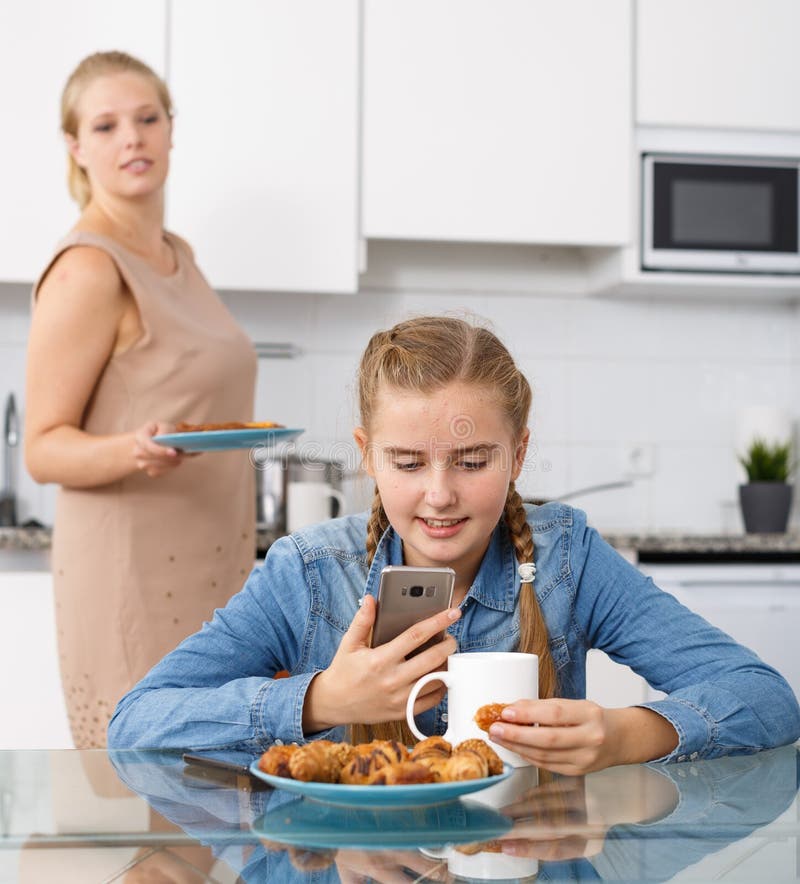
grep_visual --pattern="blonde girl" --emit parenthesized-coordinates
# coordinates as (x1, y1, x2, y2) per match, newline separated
(109, 316, 800, 773)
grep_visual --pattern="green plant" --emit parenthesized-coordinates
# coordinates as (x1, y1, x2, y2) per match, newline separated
(739, 437, 793, 482)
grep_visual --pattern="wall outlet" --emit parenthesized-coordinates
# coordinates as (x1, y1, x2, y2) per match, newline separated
(623, 443, 656, 478)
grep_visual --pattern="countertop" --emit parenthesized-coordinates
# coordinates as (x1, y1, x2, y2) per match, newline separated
(2, 746, 798, 882)
(4, 524, 800, 562)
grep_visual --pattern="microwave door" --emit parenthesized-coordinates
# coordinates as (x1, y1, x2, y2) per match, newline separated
(642, 154, 800, 274)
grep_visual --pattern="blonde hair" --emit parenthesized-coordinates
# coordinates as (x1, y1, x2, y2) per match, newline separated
(61, 51, 173, 209)
(351, 316, 557, 745)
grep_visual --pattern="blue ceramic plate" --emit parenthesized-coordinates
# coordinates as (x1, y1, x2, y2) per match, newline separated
(248, 761, 512, 808)
(153, 427, 304, 452)
(251, 794, 512, 849)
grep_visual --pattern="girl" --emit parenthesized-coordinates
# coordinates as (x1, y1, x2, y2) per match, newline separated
(109, 317, 800, 773)
(25, 52, 256, 748)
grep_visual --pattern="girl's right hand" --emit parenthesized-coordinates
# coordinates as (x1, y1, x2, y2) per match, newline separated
(302, 595, 461, 733)
(133, 421, 196, 478)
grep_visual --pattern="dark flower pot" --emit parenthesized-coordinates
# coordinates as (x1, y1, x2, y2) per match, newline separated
(739, 482, 793, 533)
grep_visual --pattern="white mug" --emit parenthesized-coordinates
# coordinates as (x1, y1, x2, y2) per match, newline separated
(405, 651, 538, 767)
(287, 482, 345, 533)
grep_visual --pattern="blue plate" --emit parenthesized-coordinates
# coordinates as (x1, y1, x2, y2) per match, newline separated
(153, 427, 304, 452)
(249, 761, 513, 808)
(252, 795, 512, 849)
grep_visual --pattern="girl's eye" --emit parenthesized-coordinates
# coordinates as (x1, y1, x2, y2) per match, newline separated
(458, 460, 488, 471)
(142, 115, 159, 124)
(394, 461, 422, 472)
(94, 123, 114, 133)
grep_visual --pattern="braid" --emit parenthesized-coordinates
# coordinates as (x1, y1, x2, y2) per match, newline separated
(365, 486, 390, 566)
(353, 487, 417, 746)
(504, 483, 557, 699)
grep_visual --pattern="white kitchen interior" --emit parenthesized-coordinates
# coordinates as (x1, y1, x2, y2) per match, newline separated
(1, 0, 800, 753)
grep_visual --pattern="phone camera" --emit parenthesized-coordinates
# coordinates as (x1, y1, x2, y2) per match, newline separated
(409, 585, 424, 597)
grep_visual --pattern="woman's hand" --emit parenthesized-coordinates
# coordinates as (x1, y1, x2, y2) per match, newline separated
(303, 595, 461, 733)
(133, 421, 197, 478)
(488, 700, 679, 775)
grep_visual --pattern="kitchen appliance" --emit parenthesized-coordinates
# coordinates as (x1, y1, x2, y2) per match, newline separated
(254, 448, 345, 538)
(641, 153, 800, 274)
(0, 393, 18, 527)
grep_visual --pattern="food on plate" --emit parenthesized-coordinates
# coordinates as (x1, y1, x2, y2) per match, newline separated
(257, 736, 502, 786)
(455, 840, 504, 856)
(455, 738, 505, 776)
(474, 702, 509, 732)
(257, 743, 298, 777)
(173, 420, 284, 432)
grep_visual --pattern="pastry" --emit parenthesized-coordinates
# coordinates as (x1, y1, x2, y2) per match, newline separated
(454, 738, 504, 775)
(289, 740, 348, 783)
(474, 702, 509, 732)
(257, 743, 299, 778)
(174, 420, 283, 432)
(442, 749, 488, 781)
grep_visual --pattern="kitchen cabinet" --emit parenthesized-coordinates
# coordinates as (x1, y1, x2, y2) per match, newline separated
(0, 572, 72, 749)
(0, 0, 167, 283)
(167, 0, 361, 293)
(637, 0, 800, 132)
(362, 0, 632, 246)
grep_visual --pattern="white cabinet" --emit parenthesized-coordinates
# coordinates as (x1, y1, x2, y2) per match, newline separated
(0, 572, 72, 749)
(362, 0, 633, 246)
(637, 0, 800, 132)
(167, 0, 361, 293)
(0, 1, 167, 283)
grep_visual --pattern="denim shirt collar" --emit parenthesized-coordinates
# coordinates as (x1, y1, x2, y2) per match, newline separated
(362, 522, 518, 613)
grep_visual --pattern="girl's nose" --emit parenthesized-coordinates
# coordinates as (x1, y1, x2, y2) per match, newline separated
(424, 466, 457, 509)
(121, 119, 144, 147)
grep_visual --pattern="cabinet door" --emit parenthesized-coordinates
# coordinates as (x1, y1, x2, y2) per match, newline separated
(0, 572, 72, 749)
(362, 0, 632, 246)
(0, 1, 166, 283)
(167, 0, 360, 293)
(637, 0, 800, 132)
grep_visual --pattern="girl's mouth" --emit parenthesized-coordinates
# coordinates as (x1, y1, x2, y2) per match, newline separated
(418, 516, 467, 537)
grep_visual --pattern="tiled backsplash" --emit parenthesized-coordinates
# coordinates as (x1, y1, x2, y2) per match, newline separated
(3, 241, 799, 534)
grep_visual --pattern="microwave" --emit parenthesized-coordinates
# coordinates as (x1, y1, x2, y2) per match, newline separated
(641, 153, 800, 275)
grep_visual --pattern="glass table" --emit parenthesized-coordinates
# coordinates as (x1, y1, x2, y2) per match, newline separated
(0, 745, 798, 882)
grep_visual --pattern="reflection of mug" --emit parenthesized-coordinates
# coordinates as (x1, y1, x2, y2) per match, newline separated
(406, 652, 538, 767)
(422, 843, 538, 881)
(287, 482, 345, 533)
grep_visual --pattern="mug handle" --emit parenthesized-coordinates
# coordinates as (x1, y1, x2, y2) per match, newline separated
(329, 488, 346, 518)
(405, 671, 452, 741)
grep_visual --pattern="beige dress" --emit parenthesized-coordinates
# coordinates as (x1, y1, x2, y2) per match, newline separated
(34, 231, 257, 748)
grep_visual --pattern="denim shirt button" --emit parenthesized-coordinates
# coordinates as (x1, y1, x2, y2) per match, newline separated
(677, 755, 687, 762)
(274, 738, 283, 746)
(441, 713, 448, 723)
(690, 752, 698, 761)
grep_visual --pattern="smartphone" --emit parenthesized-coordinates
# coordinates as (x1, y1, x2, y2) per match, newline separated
(182, 751, 270, 790)
(370, 565, 455, 656)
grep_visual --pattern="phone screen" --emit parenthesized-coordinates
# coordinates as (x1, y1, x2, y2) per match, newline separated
(370, 565, 455, 654)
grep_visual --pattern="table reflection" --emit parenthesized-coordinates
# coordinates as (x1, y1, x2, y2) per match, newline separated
(0, 746, 797, 883)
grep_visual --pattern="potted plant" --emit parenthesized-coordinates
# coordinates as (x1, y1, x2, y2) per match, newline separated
(738, 438, 793, 533)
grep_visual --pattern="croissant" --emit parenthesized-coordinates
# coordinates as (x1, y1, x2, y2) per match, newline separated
(258, 743, 299, 778)
(371, 761, 435, 785)
(340, 741, 408, 785)
(442, 749, 489, 781)
(354, 740, 409, 763)
(409, 735, 452, 760)
(454, 738, 504, 775)
(289, 740, 347, 783)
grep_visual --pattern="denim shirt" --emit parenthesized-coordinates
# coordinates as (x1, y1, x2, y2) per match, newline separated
(108, 503, 800, 761)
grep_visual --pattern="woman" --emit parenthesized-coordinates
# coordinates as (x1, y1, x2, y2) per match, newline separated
(25, 51, 257, 748)
(108, 316, 800, 772)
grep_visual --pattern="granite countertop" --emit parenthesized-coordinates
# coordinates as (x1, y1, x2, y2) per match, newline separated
(4, 524, 800, 561)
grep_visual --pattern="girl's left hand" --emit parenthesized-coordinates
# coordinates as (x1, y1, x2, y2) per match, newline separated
(488, 700, 679, 775)
(488, 699, 611, 776)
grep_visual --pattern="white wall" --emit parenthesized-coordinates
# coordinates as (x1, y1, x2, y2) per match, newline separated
(3, 240, 799, 535)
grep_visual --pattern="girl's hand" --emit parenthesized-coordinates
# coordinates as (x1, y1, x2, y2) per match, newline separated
(303, 595, 461, 733)
(133, 421, 196, 478)
(487, 700, 678, 775)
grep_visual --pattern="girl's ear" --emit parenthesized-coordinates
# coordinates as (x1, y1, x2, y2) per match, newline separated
(353, 427, 375, 477)
(512, 429, 530, 480)
(65, 133, 85, 169)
